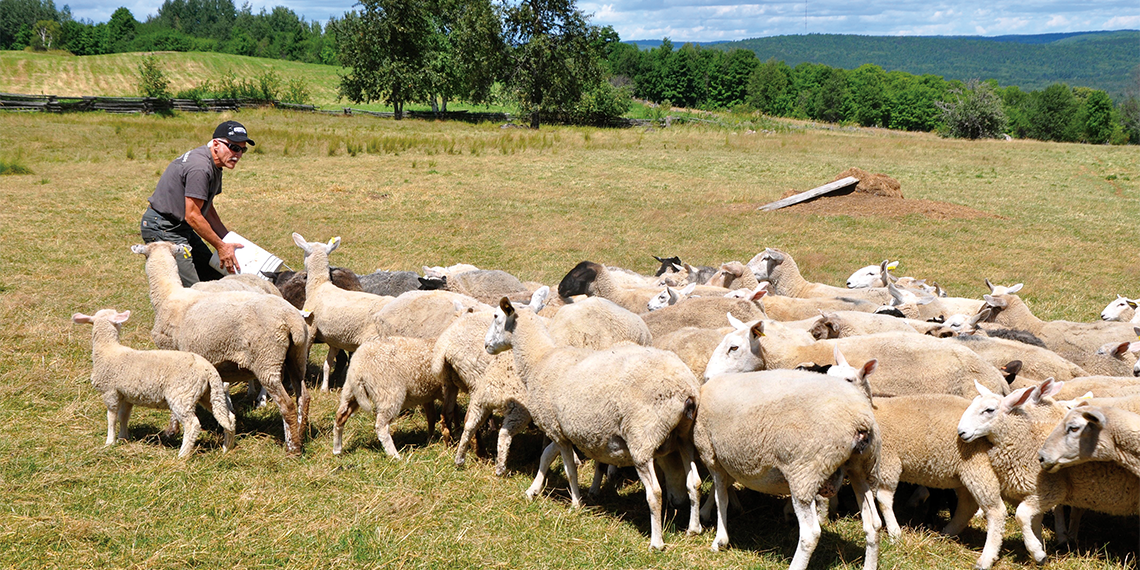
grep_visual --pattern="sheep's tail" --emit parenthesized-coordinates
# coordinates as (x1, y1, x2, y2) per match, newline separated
(207, 374, 237, 451)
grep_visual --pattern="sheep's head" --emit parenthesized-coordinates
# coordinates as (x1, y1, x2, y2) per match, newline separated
(485, 287, 548, 355)
(846, 260, 897, 289)
(646, 283, 693, 312)
(984, 279, 1023, 296)
(292, 233, 340, 258)
(72, 309, 130, 330)
(958, 377, 1062, 442)
(826, 345, 877, 403)
(1038, 403, 1106, 473)
(652, 255, 683, 277)
(131, 241, 185, 259)
(1100, 295, 1138, 321)
(703, 315, 766, 381)
(557, 261, 603, 298)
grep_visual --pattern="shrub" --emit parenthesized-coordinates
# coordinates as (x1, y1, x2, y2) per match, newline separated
(136, 53, 171, 101)
(0, 158, 33, 175)
(936, 79, 1007, 139)
(282, 78, 311, 105)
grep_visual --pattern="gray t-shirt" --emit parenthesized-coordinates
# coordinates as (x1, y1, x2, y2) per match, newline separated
(147, 144, 222, 221)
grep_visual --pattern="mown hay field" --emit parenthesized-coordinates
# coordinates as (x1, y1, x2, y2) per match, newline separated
(0, 109, 1137, 569)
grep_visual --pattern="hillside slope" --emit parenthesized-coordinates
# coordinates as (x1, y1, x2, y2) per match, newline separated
(0, 51, 344, 103)
(710, 31, 1138, 98)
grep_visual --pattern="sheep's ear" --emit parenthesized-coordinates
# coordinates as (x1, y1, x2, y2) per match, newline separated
(887, 261, 899, 270)
(1081, 408, 1106, 428)
(749, 287, 768, 302)
(130, 244, 148, 255)
(1109, 341, 1132, 358)
(750, 321, 765, 339)
(765, 249, 785, 263)
(970, 308, 992, 325)
(1002, 386, 1035, 411)
(833, 345, 849, 368)
(680, 282, 697, 295)
(653, 255, 665, 263)
(1134, 326, 1140, 339)
(72, 313, 94, 324)
(1007, 283, 1023, 294)
(528, 286, 550, 311)
(327, 237, 341, 253)
(1038, 377, 1064, 399)
(111, 310, 131, 324)
(1128, 299, 1139, 309)
(862, 359, 878, 378)
(292, 232, 311, 253)
(499, 297, 515, 316)
(985, 278, 995, 292)
(973, 379, 995, 397)
(983, 294, 1007, 308)
(726, 313, 746, 330)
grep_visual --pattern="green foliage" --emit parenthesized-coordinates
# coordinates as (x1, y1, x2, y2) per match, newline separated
(570, 80, 632, 125)
(0, 0, 59, 49)
(282, 77, 311, 104)
(501, 0, 607, 128)
(335, 0, 432, 118)
(1120, 96, 1140, 144)
(936, 79, 1007, 139)
(848, 64, 887, 127)
(746, 58, 792, 116)
(31, 19, 59, 49)
(1030, 83, 1079, 142)
(136, 53, 171, 100)
(257, 68, 281, 101)
(0, 156, 33, 175)
(1080, 89, 1114, 144)
(106, 7, 136, 49)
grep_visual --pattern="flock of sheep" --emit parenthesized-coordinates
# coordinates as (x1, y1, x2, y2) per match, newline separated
(72, 237, 1140, 570)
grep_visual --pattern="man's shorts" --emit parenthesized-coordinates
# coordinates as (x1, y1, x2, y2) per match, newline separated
(140, 207, 223, 287)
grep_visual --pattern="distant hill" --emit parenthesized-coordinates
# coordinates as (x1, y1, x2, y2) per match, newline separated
(632, 30, 1139, 99)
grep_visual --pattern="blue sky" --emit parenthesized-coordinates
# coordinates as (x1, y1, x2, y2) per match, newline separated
(65, 0, 1140, 42)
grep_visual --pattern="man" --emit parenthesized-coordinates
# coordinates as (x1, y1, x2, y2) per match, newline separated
(140, 120, 254, 286)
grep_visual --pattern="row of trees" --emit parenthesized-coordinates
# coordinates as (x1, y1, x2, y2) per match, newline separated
(0, 0, 336, 63)
(607, 40, 1139, 143)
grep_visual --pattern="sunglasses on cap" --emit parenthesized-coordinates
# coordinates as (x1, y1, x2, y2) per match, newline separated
(221, 141, 247, 154)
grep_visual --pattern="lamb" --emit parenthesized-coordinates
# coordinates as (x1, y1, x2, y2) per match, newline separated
(652, 326, 733, 379)
(703, 317, 1010, 397)
(558, 260, 727, 314)
(191, 273, 284, 297)
(1099, 295, 1139, 322)
(262, 267, 365, 309)
(870, 389, 1006, 569)
(693, 368, 881, 570)
(73, 309, 235, 458)
(484, 293, 702, 550)
(1039, 402, 1140, 477)
(957, 378, 1140, 562)
(748, 248, 891, 304)
(547, 296, 652, 348)
(981, 290, 1140, 375)
(357, 269, 424, 297)
(332, 336, 450, 458)
(292, 234, 394, 391)
(132, 241, 310, 455)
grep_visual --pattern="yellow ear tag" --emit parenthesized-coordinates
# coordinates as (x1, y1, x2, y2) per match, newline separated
(887, 262, 899, 270)
(300, 310, 312, 318)
(180, 245, 192, 259)
(328, 238, 337, 246)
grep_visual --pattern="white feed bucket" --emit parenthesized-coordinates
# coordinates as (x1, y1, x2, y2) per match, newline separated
(208, 231, 286, 278)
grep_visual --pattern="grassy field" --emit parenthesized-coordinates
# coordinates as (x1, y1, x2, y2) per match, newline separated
(0, 108, 1138, 569)
(0, 50, 508, 113)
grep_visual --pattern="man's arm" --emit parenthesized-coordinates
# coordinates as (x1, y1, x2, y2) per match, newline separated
(185, 196, 242, 273)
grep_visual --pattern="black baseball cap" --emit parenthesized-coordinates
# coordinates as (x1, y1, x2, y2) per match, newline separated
(213, 120, 255, 145)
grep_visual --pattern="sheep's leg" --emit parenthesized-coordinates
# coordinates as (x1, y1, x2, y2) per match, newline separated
(848, 474, 881, 570)
(375, 404, 402, 460)
(788, 495, 823, 570)
(422, 403, 438, 442)
(634, 460, 666, 551)
(559, 444, 583, 508)
(526, 441, 560, 502)
(321, 347, 340, 392)
(942, 487, 978, 536)
(177, 412, 201, 458)
(1065, 508, 1083, 546)
(103, 395, 119, 447)
(1015, 498, 1049, 564)
(709, 468, 731, 552)
(678, 441, 703, 535)
(440, 381, 458, 442)
(263, 373, 301, 456)
(656, 451, 689, 507)
(495, 402, 531, 477)
(589, 462, 607, 498)
(455, 402, 491, 470)
(161, 416, 182, 439)
(975, 495, 1006, 570)
(332, 395, 359, 455)
(874, 485, 904, 540)
(116, 402, 133, 442)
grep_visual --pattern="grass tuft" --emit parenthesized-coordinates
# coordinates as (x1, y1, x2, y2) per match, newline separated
(0, 157, 33, 175)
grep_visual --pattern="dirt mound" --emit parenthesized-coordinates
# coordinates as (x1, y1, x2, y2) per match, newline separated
(771, 167, 995, 220)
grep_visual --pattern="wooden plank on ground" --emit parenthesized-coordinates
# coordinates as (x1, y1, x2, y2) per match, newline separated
(758, 176, 859, 211)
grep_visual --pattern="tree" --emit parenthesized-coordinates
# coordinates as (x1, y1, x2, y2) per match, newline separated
(1080, 89, 1114, 144)
(1, 0, 59, 49)
(32, 18, 59, 49)
(137, 53, 172, 101)
(1029, 83, 1078, 142)
(936, 79, 1007, 139)
(848, 64, 887, 127)
(106, 6, 136, 49)
(334, 0, 432, 119)
(501, 0, 606, 128)
(746, 58, 792, 116)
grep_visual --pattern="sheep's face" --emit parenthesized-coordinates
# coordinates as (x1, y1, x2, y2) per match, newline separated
(957, 391, 1004, 443)
(1038, 406, 1105, 473)
(646, 287, 675, 312)
(1100, 296, 1137, 321)
(703, 320, 765, 381)
(485, 298, 516, 355)
(846, 264, 883, 289)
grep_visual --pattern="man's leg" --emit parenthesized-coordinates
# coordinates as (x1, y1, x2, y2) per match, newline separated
(140, 208, 200, 287)
(186, 231, 225, 282)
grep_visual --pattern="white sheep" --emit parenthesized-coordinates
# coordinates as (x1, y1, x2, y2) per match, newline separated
(705, 261, 760, 291)
(1099, 295, 1139, 322)
(547, 296, 652, 348)
(646, 282, 697, 311)
(132, 241, 311, 455)
(652, 326, 734, 379)
(373, 289, 489, 340)
(1039, 401, 1140, 477)
(557, 260, 726, 314)
(957, 378, 1140, 562)
(846, 260, 898, 289)
(485, 294, 702, 550)
(191, 273, 284, 297)
(747, 248, 890, 304)
(639, 293, 766, 338)
(949, 333, 1088, 383)
(332, 336, 449, 458)
(693, 368, 881, 570)
(440, 269, 531, 305)
(73, 309, 235, 458)
(292, 233, 394, 391)
(703, 317, 1009, 397)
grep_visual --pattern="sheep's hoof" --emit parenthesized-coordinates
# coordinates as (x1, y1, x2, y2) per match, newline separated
(494, 466, 508, 478)
(686, 525, 703, 536)
(648, 540, 665, 551)
(454, 460, 466, 471)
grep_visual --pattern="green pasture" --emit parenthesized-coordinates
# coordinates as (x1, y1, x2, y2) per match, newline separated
(0, 108, 1137, 569)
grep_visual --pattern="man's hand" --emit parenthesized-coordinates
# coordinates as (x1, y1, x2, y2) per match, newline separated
(217, 241, 245, 274)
